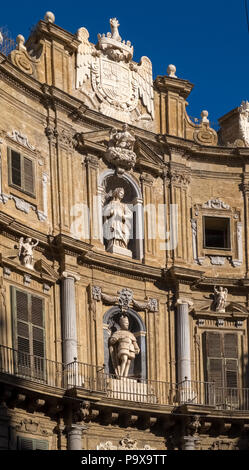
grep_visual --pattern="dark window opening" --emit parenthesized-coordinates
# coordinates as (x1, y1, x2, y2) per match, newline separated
(204, 216, 230, 249)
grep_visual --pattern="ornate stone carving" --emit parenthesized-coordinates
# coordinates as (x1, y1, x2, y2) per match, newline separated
(10, 35, 40, 76)
(97, 434, 155, 450)
(169, 169, 191, 186)
(7, 129, 35, 150)
(92, 285, 102, 301)
(18, 237, 38, 270)
(193, 111, 218, 146)
(202, 198, 230, 210)
(231, 222, 243, 267)
(212, 286, 228, 313)
(15, 419, 48, 435)
(76, 19, 154, 126)
(103, 187, 132, 257)
(105, 125, 136, 172)
(238, 100, 249, 147)
(92, 285, 158, 313)
(209, 256, 226, 266)
(109, 313, 140, 377)
(44, 11, 55, 23)
(191, 218, 204, 265)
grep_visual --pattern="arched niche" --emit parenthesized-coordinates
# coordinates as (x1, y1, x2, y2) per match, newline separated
(103, 307, 147, 379)
(98, 170, 143, 260)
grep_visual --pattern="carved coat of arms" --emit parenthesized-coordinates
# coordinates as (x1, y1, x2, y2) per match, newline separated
(76, 18, 154, 127)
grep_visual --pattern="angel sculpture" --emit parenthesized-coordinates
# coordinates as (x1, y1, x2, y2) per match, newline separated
(213, 286, 228, 313)
(18, 237, 38, 270)
(109, 314, 140, 377)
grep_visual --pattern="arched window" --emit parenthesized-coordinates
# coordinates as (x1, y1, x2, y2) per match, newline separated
(98, 170, 143, 260)
(103, 307, 147, 379)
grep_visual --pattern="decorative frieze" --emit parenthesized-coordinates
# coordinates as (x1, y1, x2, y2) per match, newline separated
(97, 434, 155, 450)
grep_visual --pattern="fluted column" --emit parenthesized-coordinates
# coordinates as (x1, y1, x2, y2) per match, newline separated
(176, 299, 193, 383)
(67, 424, 87, 450)
(61, 271, 80, 365)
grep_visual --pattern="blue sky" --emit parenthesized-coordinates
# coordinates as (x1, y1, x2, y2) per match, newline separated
(1, 0, 248, 124)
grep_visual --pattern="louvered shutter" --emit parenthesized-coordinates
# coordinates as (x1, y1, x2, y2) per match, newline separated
(15, 289, 31, 374)
(12, 287, 45, 380)
(11, 150, 21, 187)
(35, 440, 49, 450)
(23, 157, 34, 194)
(205, 332, 223, 384)
(224, 333, 238, 391)
(17, 437, 34, 450)
(31, 295, 45, 379)
(17, 437, 48, 450)
(204, 332, 224, 404)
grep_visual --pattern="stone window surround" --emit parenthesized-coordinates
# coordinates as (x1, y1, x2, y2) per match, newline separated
(0, 134, 48, 222)
(191, 199, 242, 267)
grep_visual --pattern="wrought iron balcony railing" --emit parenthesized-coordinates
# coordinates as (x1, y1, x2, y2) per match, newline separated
(1, 345, 249, 411)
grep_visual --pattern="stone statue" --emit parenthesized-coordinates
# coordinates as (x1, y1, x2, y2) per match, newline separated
(18, 237, 38, 270)
(109, 314, 140, 377)
(103, 187, 132, 256)
(213, 286, 228, 313)
(105, 125, 136, 171)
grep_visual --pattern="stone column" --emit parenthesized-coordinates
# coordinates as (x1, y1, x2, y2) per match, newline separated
(61, 271, 80, 365)
(176, 299, 193, 383)
(182, 436, 198, 450)
(67, 424, 87, 450)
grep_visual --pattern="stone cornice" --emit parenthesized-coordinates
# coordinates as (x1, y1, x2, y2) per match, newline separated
(154, 75, 194, 100)
(27, 20, 81, 52)
(79, 249, 162, 281)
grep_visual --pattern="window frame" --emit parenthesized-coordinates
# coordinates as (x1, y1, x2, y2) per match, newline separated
(8, 147, 36, 198)
(203, 215, 231, 250)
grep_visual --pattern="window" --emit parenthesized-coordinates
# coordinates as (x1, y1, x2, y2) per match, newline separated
(8, 148, 35, 196)
(204, 331, 239, 406)
(11, 287, 45, 380)
(17, 437, 48, 450)
(203, 216, 230, 249)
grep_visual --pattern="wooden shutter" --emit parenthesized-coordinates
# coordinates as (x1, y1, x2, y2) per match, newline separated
(204, 332, 223, 387)
(23, 156, 34, 194)
(11, 150, 22, 187)
(17, 437, 48, 450)
(11, 287, 45, 379)
(224, 333, 238, 389)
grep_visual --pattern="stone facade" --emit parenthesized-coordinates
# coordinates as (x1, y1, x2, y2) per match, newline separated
(0, 12, 249, 451)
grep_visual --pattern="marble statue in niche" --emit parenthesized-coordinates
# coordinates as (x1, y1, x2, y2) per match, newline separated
(109, 314, 140, 377)
(212, 286, 228, 313)
(18, 237, 38, 270)
(103, 187, 132, 257)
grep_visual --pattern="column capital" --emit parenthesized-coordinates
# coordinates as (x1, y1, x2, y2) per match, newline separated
(62, 271, 80, 282)
(68, 423, 87, 435)
(176, 298, 193, 307)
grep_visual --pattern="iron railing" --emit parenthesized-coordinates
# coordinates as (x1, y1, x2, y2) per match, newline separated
(0, 345, 64, 389)
(1, 345, 249, 410)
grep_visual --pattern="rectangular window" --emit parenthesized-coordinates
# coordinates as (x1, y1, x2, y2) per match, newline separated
(11, 287, 45, 381)
(203, 216, 230, 249)
(8, 148, 35, 196)
(204, 331, 239, 407)
(17, 437, 48, 450)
